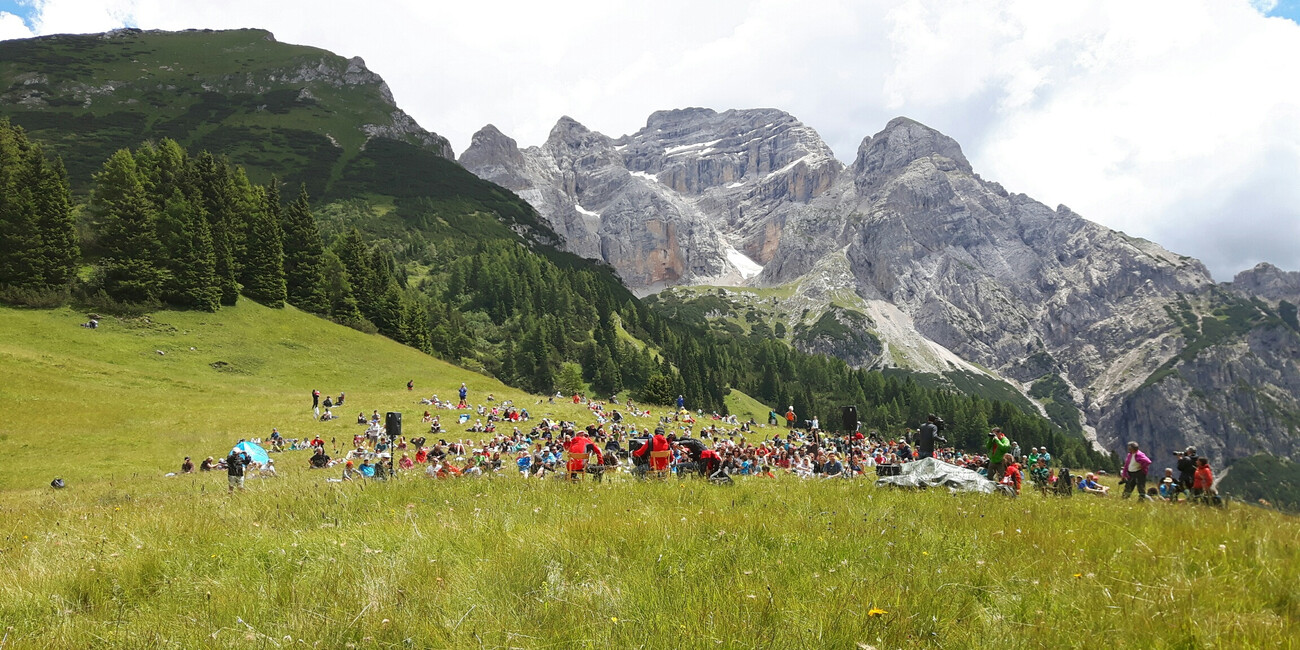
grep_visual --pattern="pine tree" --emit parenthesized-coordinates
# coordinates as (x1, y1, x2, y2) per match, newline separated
(157, 189, 219, 311)
(240, 184, 286, 307)
(0, 122, 44, 293)
(31, 153, 78, 290)
(281, 184, 327, 313)
(334, 228, 377, 311)
(193, 152, 241, 305)
(91, 149, 163, 304)
(320, 249, 365, 326)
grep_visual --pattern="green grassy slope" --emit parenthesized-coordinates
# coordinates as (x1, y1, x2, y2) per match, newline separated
(1, 306, 1297, 648)
(0, 303, 610, 489)
(0, 467, 1296, 647)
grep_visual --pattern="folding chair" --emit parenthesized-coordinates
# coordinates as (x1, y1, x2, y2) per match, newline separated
(649, 450, 672, 480)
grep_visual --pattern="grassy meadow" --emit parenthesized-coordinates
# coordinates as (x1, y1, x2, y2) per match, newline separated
(1, 304, 1298, 648)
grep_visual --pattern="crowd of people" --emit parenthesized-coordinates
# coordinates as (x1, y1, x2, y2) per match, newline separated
(176, 384, 1220, 505)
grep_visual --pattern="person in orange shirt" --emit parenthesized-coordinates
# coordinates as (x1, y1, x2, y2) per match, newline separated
(1192, 457, 1214, 502)
(785, 406, 796, 429)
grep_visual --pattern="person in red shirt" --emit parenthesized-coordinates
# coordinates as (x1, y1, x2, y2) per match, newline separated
(1000, 453, 1022, 494)
(634, 427, 671, 474)
(785, 407, 796, 429)
(567, 428, 605, 481)
(698, 447, 724, 478)
(1192, 457, 1214, 502)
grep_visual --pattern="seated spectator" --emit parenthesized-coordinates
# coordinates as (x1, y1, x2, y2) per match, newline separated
(357, 412, 367, 425)
(309, 448, 330, 468)
(181, 456, 194, 474)
(398, 453, 414, 470)
(1080, 473, 1109, 495)
(200, 456, 216, 472)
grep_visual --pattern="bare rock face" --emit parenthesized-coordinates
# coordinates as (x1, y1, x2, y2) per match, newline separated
(460, 108, 840, 292)
(1228, 262, 1300, 303)
(464, 109, 1300, 467)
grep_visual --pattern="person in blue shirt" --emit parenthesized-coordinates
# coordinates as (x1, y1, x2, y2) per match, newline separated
(358, 459, 376, 478)
(676, 395, 685, 409)
(517, 453, 532, 477)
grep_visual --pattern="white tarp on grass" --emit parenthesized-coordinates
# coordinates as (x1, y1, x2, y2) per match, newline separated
(875, 457, 998, 494)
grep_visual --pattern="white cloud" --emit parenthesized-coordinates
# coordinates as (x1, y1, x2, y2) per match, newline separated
(6, 0, 1300, 279)
(0, 12, 34, 40)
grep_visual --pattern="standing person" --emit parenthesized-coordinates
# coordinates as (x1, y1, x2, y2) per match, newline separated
(459, 382, 468, 404)
(1192, 457, 1215, 503)
(785, 406, 796, 430)
(986, 428, 1012, 481)
(676, 394, 685, 409)
(312, 389, 321, 419)
(1176, 447, 1198, 497)
(226, 445, 252, 493)
(1120, 441, 1152, 500)
(915, 414, 945, 460)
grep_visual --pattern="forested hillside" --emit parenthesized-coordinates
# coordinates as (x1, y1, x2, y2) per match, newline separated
(0, 30, 1115, 470)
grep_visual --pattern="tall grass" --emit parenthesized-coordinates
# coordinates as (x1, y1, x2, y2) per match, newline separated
(0, 472, 1296, 648)
(2, 304, 1297, 647)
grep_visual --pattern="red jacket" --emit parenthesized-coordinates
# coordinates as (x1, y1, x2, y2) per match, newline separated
(700, 448, 723, 473)
(634, 434, 670, 469)
(567, 435, 603, 466)
(1193, 465, 1214, 490)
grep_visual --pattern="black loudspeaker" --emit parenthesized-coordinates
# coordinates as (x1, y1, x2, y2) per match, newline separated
(385, 411, 402, 439)
(841, 405, 858, 432)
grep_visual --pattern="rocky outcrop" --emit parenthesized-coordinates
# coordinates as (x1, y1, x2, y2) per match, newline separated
(460, 108, 841, 291)
(464, 108, 1300, 467)
(1228, 262, 1300, 304)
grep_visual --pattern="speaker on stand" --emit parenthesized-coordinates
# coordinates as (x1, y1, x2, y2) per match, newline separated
(840, 405, 858, 433)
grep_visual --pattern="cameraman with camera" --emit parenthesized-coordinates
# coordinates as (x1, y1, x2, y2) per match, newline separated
(915, 414, 947, 460)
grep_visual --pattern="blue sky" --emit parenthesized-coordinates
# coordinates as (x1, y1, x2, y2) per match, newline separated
(0, 1, 29, 25)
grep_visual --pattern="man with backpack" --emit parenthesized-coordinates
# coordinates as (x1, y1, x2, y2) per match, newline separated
(227, 445, 252, 493)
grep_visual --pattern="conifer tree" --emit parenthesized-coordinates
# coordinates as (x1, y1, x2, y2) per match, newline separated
(334, 228, 378, 311)
(0, 122, 44, 293)
(91, 149, 163, 304)
(31, 153, 78, 290)
(321, 249, 364, 326)
(240, 184, 286, 307)
(193, 152, 241, 305)
(281, 184, 327, 313)
(157, 189, 219, 311)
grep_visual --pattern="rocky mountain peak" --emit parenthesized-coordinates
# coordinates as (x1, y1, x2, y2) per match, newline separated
(1229, 262, 1300, 303)
(459, 124, 528, 188)
(852, 117, 972, 190)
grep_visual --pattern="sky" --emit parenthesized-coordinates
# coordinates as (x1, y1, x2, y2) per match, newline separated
(1, 0, 1298, 281)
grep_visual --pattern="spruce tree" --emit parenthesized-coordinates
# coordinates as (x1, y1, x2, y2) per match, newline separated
(0, 122, 43, 293)
(334, 228, 377, 312)
(281, 184, 327, 313)
(91, 149, 163, 304)
(321, 249, 365, 326)
(193, 152, 241, 305)
(157, 189, 219, 311)
(240, 184, 286, 307)
(31, 153, 78, 290)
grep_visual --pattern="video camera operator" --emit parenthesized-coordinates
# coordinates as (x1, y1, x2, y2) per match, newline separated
(916, 414, 948, 460)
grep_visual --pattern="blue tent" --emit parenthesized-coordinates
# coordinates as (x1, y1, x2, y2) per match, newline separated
(230, 441, 269, 465)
